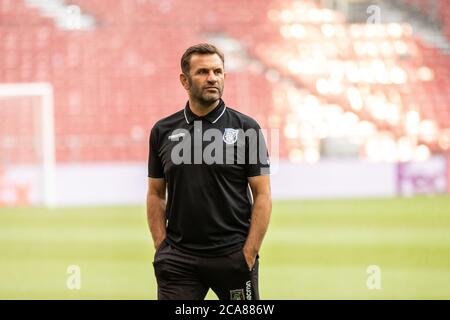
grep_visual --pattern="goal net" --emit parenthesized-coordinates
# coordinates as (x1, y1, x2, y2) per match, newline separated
(0, 83, 56, 207)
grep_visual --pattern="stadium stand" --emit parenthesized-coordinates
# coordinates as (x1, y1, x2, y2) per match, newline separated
(397, 0, 450, 43)
(0, 0, 449, 165)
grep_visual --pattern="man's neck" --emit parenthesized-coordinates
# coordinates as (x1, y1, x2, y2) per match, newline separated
(188, 98, 220, 117)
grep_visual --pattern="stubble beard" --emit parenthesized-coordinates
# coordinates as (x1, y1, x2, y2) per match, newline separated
(188, 77, 223, 109)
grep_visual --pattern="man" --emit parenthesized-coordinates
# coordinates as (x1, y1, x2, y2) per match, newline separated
(147, 43, 272, 300)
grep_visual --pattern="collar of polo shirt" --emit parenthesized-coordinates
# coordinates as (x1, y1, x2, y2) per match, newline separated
(183, 99, 227, 124)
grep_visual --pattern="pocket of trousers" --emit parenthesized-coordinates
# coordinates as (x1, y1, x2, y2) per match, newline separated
(238, 250, 252, 272)
(153, 239, 167, 264)
(240, 251, 260, 272)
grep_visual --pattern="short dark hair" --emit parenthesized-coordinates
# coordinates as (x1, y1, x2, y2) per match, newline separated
(181, 43, 225, 75)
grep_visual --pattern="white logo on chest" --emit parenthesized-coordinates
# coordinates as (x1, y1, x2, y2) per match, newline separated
(222, 128, 238, 144)
(168, 132, 186, 141)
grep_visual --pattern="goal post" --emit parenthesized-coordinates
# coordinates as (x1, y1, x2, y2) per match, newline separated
(0, 83, 56, 207)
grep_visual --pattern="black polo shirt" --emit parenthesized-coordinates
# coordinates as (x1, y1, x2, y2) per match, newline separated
(148, 99, 270, 257)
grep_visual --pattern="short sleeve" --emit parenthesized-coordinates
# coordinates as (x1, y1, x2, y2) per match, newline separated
(148, 125, 164, 178)
(245, 120, 270, 177)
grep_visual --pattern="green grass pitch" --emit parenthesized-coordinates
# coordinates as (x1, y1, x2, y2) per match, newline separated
(1, 196, 449, 299)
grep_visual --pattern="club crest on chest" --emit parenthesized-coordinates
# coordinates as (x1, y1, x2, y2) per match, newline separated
(223, 128, 239, 145)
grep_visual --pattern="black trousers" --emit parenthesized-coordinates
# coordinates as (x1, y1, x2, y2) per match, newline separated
(153, 240, 259, 300)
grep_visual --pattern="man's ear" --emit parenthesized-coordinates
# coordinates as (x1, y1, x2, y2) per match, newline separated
(180, 73, 190, 90)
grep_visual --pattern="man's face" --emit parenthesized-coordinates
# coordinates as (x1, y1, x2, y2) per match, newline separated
(182, 53, 225, 106)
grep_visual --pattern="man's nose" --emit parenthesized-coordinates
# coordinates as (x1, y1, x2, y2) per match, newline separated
(206, 71, 218, 83)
